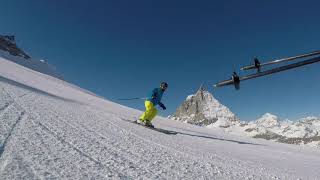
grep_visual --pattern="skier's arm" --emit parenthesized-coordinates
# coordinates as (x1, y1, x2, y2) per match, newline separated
(151, 88, 157, 99)
(159, 102, 166, 110)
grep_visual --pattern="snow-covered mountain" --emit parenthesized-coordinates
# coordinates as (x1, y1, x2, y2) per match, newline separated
(1, 53, 320, 179)
(170, 86, 239, 127)
(172, 90, 320, 148)
(255, 113, 280, 128)
(0, 35, 61, 79)
(240, 114, 320, 147)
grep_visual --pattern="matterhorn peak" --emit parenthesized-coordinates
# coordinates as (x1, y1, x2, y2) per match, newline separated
(170, 85, 239, 127)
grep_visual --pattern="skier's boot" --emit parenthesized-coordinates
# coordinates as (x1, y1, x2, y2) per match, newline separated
(145, 120, 154, 128)
(136, 119, 145, 125)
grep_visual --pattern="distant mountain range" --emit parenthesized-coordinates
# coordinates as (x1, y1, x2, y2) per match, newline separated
(171, 87, 320, 148)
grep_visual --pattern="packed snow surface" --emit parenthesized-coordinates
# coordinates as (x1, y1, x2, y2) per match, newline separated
(1, 57, 320, 179)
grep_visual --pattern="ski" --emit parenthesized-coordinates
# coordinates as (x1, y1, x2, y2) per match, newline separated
(241, 50, 320, 71)
(119, 118, 178, 135)
(131, 121, 178, 135)
(215, 56, 320, 88)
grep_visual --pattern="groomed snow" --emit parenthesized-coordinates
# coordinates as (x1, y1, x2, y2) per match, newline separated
(1, 57, 320, 179)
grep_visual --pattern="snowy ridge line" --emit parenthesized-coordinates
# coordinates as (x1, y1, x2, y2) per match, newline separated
(0, 75, 85, 106)
(0, 57, 104, 104)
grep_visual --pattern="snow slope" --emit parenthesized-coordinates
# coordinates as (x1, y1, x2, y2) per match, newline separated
(1, 57, 320, 179)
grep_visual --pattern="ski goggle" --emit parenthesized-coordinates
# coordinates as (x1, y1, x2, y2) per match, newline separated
(160, 84, 168, 89)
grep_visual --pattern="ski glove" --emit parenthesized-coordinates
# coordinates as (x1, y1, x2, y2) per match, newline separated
(160, 103, 166, 110)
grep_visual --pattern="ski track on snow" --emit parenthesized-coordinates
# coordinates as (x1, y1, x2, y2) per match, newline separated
(0, 88, 26, 158)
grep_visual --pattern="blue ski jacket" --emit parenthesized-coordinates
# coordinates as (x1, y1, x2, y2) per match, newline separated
(147, 88, 164, 106)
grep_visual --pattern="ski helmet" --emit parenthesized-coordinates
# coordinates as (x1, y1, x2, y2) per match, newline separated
(160, 82, 168, 89)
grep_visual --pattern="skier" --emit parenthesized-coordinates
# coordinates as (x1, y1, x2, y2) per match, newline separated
(138, 82, 168, 128)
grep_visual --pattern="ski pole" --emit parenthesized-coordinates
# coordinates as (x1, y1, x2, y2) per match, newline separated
(114, 97, 147, 101)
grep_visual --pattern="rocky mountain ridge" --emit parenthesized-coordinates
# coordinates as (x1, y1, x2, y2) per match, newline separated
(0, 35, 30, 59)
(170, 87, 239, 127)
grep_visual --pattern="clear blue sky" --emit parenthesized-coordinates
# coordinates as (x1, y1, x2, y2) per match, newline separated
(1, 0, 320, 121)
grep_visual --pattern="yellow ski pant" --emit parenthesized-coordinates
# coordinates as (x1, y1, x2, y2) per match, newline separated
(139, 101, 157, 122)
